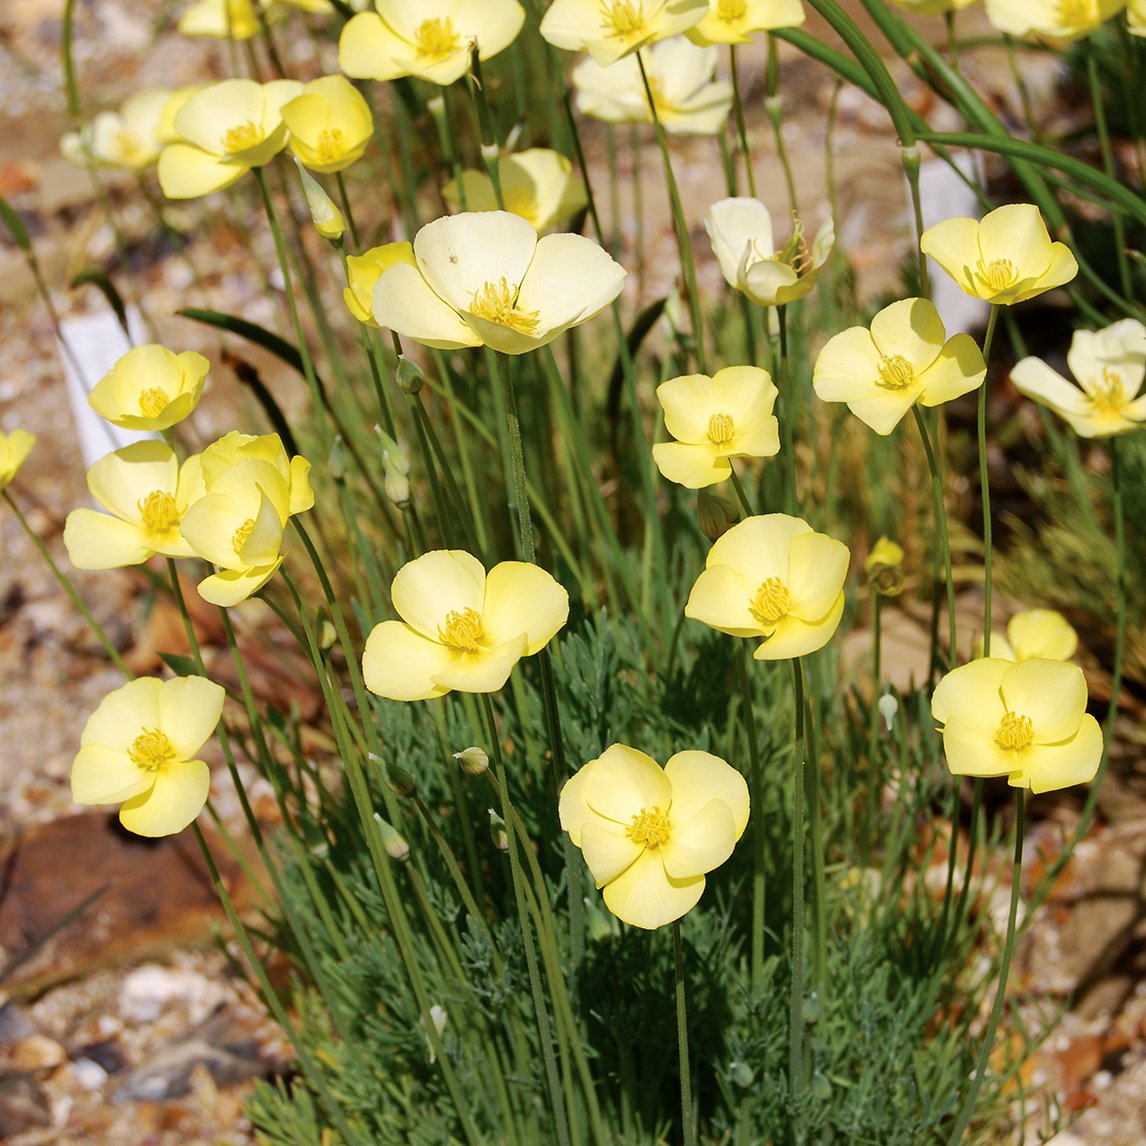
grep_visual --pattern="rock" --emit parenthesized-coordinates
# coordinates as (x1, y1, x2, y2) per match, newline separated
(0, 1071, 52, 1137)
(9, 1033, 66, 1071)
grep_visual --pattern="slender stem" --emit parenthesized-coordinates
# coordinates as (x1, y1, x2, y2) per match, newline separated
(729, 45, 757, 198)
(494, 351, 537, 563)
(736, 644, 766, 1000)
(901, 146, 930, 297)
(728, 466, 755, 517)
(635, 51, 708, 373)
(912, 406, 956, 672)
(802, 662, 827, 994)
(775, 305, 798, 514)
(334, 171, 361, 249)
(788, 656, 808, 1133)
(946, 789, 1025, 1145)
(766, 35, 799, 215)
(3, 491, 130, 676)
(673, 922, 698, 1146)
(978, 305, 1000, 656)
(1086, 46, 1132, 301)
(863, 595, 883, 859)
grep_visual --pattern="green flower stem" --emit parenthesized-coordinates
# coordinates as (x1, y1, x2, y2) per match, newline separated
(673, 921, 698, 1146)
(493, 351, 536, 563)
(945, 789, 1025, 1146)
(863, 594, 883, 858)
(945, 9, 959, 68)
(730, 44, 757, 199)
(788, 655, 808, 1131)
(775, 305, 798, 514)
(911, 406, 956, 672)
(636, 51, 708, 374)
(467, 47, 505, 209)
(736, 644, 767, 1001)
(3, 491, 130, 676)
(728, 466, 755, 517)
(802, 661, 827, 995)
(333, 171, 361, 250)
(766, 35, 799, 214)
(1086, 45, 1132, 301)
(900, 145, 930, 296)
(1004, 36, 1040, 144)
(978, 304, 1000, 656)
(480, 694, 572, 1146)
(439, 84, 469, 210)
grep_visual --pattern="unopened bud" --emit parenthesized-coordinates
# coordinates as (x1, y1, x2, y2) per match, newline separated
(802, 991, 822, 1024)
(454, 746, 489, 776)
(877, 692, 898, 732)
(375, 427, 411, 508)
(488, 809, 509, 851)
(729, 1061, 755, 1089)
(294, 158, 345, 241)
(370, 754, 414, 798)
(327, 434, 348, 481)
(373, 814, 410, 862)
(697, 488, 739, 541)
(318, 618, 337, 650)
(811, 1070, 832, 1102)
(865, 536, 904, 597)
(396, 355, 424, 394)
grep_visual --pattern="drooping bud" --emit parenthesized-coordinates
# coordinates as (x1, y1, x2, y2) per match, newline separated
(375, 426, 411, 508)
(370, 752, 415, 798)
(294, 158, 345, 242)
(865, 536, 905, 597)
(395, 355, 424, 394)
(877, 692, 899, 732)
(697, 488, 739, 541)
(454, 746, 489, 777)
(373, 814, 410, 862)
(488, 808, 509, 851)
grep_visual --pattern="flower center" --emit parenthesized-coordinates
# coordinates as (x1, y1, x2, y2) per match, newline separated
(315, 126, 344, 162)
(128, 728, 176, 772)
(1059, 0, 1098, 29)
(415, 17, 462, 61)
(115, 131, 145, 165)
(995, 710, 1034, 751)
(439, 607, 485, 652)
(707, 412, 736, 445)
(772, 216, 810, 273)
(137, 490, 182, 537)
(221, 119, 263, 154)
(1091, 366, 1126, 414)
(749, 577, 790, 625)
(877, 355, 915, 390)
(717, 0, 748, 21)
(469, 278, 540, 335)
(600, 0, 646, 38)
(138, 387, 171, 418)
(627, 805, 671, 848)
(232, 517, 257, 556)
(974, 257, 1018, 295)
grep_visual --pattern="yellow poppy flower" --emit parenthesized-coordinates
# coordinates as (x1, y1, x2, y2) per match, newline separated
(339, 0, 526, 85)
(686, 0, 805, 46)
(685, 513, 850, 659)
(974, 608, 1079, 663)
(812, 297, 986, 434)
(865, 536, 904, 597)
(370, 211, 626, 355)
(559, 744, 749, 929)
(64, 442, 206, 569)
(70, 676, 225, 836)
(983, 0, 1124, 39)
(60, 89, 172, 170)
(571, 36, 733, 136)
(179, 0, 264, 39)
(87, 344, 210, 432)
(442, 150, 588, 231)
(705, 196, 834, 307)
(343, 242, 414, 326)
(362, 550, 569, 701)
(931, 658, 1102, 793)
(158, 78, 302, 199)
(1010, 318, 1146, 438)
(652, 365, 779, 488)
(200, 431, 315, 518)
(0, 429, 36, 491)
(282, 75, 373, 174)
(540, 0, 709, 66)
(920, 204, 1078, 305)
(1132, 0, 1146, 36)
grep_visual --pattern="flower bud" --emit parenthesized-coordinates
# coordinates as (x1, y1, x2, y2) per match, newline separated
(729, 1061, 755, 1089)
(877, 692, 898, 732)
(370, 753, 415, 797)
(802, 991, 822, 1024)
(375, 427, 411, 508)
(454, 746, 489, 776)
(373, 814, 410, 862)
(488, 808, 509, 851)
(865, 536, 904, 597)
(697, 488, 739, 541)
(294, 158, 345, 242)
(395, 355, 424, 394)
(811, 1070, 832, 1101)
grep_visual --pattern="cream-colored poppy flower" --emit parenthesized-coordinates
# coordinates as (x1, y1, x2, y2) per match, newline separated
(685, 513, 850, 659)
(87, 344, 210, 432)
(0, 429, 36, 491)
(179, 0, 264, 39)
(975, 608, 1079, 663)
(442, 150, 588, 231)
(983, 0, 1124, 39)
(812, 298, 986, 434)
(571, 36, 733, 136)
(201, 431, 315, 517)
(371, 211, 626, 355)
(71, 676, 225, 837)
(343, 243, 415, 325)
(540, 0, 709, 66)
(705, 196, 834, 307)
(282, 75, 373, 174)
(157, 78, 302, 199)
(652, 365, 779, 488)
(1132, 0, 1146, 35)
(60, 89, 172, 170)
(157, 86, 207, 145)
(931, 658, 1102, 793)
(560, 744, 749, 929)
(64, 442, 205, 569)
(1010, 318, 1146, 438)
(686, 0, 805, 46)
(339, 0, 526, 85)
(920, 204, 1078, 305)
(865, 536, 905, 597)
(362, 550, 569, 701)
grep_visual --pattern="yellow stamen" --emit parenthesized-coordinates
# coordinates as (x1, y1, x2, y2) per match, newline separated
(469, 278, 540, 335)
(232, 517, 257, 557)
(221, 120, 263, 154)
(315, 127, 344, 163)
(439, 607, 484, 652)
(1091, 366, 1127, 415)
(707, 412, 736, 445)
(877, 355, 915, 390)
(717, 0, 748, 21)
(414, 17, 462, 61)
(627, 806, 671, 848)
(129, 728, 176, 772)
(974, 257, 1018, 295)
(1059, 0, 1098, 28)
(137, 490, 182, 537)
(995, 710, 1034, 751)
(749, 577, 790, 626)
(600, 0, 646, 38)
(138, 387, 171, 418)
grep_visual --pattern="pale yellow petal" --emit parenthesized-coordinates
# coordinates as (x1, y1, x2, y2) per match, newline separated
(752, 593, 845, 660)
(787, 530, 850, 622)
(431, 635, 529, 694)
(86, 440, 179, 522)
(371, 263, 483, 350)
(1018, 715, 1103, 794)
(362, 620, 455, 701)
(482, 561, 569, 654)
(704, 197, 774, 287)
(64, 509, 152, 569)
(684, 564, 763, 637)
(940, 716, 1016, 778)
(158, 143, 246, 199)
(157, 676, 226, 759)
(602, 850, 706, 929)
(657, 373, 720, 443)
(706, 513, 809, 580)
(916, 334, 987, 407)
(1007, 609, 1077, 662)
(514, 232, 627, 338)
(978, 204, 1053, 278)
(1000, 659, 1088, 745)
(584, 743, 672, 826)
(196, 559, 283, 606)
(579, 819, 643, 886)
(653, 441, 730, 488)
(80, 677, 164, 749)
(391, 550, 487, 640)
(931, 658, 1008, 728)
(665, 749, 750, 838)
(660, 798, 736, 879)
(559, 761, 596, 846)
(71, 744, 153, 806)
(119, 758, 211, 837)
(920, 216, 982, 296)
(870, 297, 945, 373)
